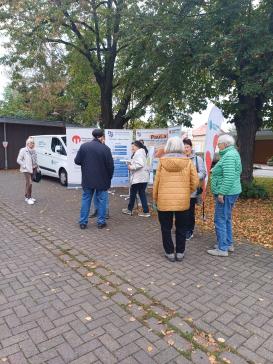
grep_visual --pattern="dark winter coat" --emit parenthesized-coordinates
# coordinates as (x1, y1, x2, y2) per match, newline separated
(74, 139, 114, 190)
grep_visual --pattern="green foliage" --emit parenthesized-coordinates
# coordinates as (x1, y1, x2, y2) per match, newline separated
(254, 177, 273, 197)
(240, 181, 269, 200)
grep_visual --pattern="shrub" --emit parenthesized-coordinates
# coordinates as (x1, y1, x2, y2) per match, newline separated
(240, 181, 269, 200)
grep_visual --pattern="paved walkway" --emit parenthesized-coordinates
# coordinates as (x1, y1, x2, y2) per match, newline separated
(0, 171, 272, 364)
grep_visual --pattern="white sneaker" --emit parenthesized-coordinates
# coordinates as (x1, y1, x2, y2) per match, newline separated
(214, 244, 234, 252)
(26, 198, 34, 205)
(137, 212, 150, 217)
(207, 249, 228, 257)
(29, 198, 36, 202)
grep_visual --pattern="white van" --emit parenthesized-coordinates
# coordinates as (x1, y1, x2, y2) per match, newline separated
(31, 135, 68, 186)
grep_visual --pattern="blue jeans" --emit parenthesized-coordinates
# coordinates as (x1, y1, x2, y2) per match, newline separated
(214, 194, 239, 251)
(79, 189, 108, 226)
(93, 191, 109, 212)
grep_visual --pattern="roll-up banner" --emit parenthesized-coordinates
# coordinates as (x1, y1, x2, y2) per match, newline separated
(105, 129, 133, 187)
(202, 106, 224, 199)
(66, 127, 93, 188)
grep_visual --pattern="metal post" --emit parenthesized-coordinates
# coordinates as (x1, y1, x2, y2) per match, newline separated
(3, 123, 8, 170)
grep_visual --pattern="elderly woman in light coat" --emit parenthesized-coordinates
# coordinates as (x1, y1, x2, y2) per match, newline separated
(17, 137, 38, 205)
(153, 137, 199, 262)
(122, 141, 150, 217)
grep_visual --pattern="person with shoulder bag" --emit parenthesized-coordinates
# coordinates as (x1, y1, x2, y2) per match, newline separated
(183, 138, 206, 240)
(17, 137, 39, 205)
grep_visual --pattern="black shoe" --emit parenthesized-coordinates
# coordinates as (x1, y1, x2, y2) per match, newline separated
(98, 223, 107, 229)
(89, 211, 97, 218)
(106, 213, 110, 219)
(80, 224, 87, 230)
(186, 231, 193, 241)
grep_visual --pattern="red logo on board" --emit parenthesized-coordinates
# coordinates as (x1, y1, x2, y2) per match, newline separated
(72, 135, 81, 144)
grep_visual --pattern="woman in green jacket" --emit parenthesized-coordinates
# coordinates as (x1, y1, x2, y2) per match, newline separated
(207, 134, 242, 257)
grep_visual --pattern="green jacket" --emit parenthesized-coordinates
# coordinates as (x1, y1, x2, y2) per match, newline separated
(211, 145, 242, 196)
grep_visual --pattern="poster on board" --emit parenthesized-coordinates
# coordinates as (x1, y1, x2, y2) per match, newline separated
(105, 129, 133, 187)
(168, 125, 182, 138)
(136, 129, 168, 170)
(66, 127, 93, 188)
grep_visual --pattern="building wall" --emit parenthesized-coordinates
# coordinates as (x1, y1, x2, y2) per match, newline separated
(0, 123, 65, 169)
(254, 140, 273, 164)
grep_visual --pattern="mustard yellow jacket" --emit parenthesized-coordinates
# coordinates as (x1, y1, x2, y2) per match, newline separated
(153, 154, 199, 211)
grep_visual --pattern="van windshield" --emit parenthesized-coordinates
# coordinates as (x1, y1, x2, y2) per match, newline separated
(62, 136, 67, 146)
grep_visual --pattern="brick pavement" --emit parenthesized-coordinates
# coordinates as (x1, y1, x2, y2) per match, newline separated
(0, 170, 273, 363)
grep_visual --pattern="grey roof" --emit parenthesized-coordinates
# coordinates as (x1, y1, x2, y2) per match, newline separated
(0, 117, 79, 128)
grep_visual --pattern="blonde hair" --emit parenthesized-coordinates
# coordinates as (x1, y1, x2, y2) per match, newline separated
(26, 137, 35, 146)
(164, 137, 184, 154)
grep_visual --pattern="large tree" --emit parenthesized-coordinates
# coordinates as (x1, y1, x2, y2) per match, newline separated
(199, 0, 273, 182)
(0, 0, 212, 128)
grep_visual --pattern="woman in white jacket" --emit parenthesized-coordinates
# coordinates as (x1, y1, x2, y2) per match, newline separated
(122, 141, 150, 217)
(17, 137, 38, 205)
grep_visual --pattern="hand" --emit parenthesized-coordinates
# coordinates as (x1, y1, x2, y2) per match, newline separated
(127, 164, 132, 170)
(218, 194, 224, 203)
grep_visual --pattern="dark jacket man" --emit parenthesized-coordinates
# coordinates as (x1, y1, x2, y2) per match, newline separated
(74, 132, 114, 190)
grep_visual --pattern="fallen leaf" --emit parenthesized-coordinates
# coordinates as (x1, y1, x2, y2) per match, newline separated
(85, 316, 92, 321)
(167, 339, 175, 346)
(147, 346, 153, 352)
(222, 357, 231, 364)
(217, 337, 225, 343)
(129, 317, 136, 322)
(258, 298, 264, 301)
(86, 272, 93, 277)
(209, 355, 218, 364)
(127, 288, 133, 291)
(102, 296, 108, 300)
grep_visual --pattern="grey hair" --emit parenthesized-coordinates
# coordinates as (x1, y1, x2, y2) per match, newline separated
(218, 134, 235, 146)
(26, 137, 35, 146)
(164, 137, 184, 154)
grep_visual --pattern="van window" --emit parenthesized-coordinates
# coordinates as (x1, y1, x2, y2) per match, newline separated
(51, 137, 67, 156)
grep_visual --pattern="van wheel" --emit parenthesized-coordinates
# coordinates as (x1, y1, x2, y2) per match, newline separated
(59, 168, 67, 186)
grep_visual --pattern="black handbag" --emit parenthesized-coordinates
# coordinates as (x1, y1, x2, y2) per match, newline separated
(32, 170, 42, 183)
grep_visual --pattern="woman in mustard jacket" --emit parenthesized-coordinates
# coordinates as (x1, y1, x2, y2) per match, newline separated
(153, 137, 199, 262)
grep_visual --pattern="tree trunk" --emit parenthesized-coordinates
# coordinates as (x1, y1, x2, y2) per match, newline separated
(100, 85, 113, 129)
(235, 95, 263, 183)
